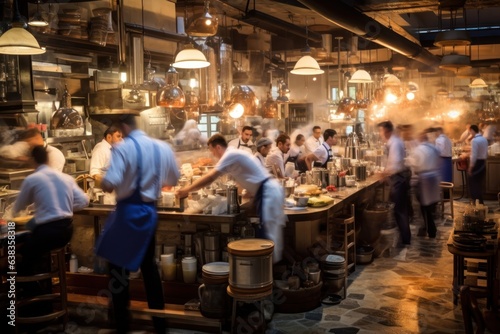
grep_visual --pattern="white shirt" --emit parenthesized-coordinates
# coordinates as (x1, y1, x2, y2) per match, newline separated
(304, 136, 323, 154)
(46, 145, 66, 173)
(266, 147, 286, 177)
(104, 130, 180, 202)
(215, 147, 270, 196)
(0, 141, 65, 172)
(435, 134, 453, 158)
(408, 142, 440, 174)
(470, 134, 488, 166)
(14, 164, 89, 224)
(90, 139, 112, 177)
(459, 129, 471, 143)
(227, 137, 254, 154)
(311, 143, 331, 166)
(254, 151, 266, 167)
(385, 134, 406, 175)
(287, 143, 304, 159)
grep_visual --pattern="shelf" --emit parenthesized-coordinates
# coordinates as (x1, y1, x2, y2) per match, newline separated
(33, 32, 117, 58)
(46, 135, 94, 144)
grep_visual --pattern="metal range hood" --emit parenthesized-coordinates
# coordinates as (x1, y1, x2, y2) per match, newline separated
(297, 0, 440, 67)
(243, 9, 323, 44)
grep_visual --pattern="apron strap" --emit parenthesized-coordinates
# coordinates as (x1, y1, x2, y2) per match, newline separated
(129, 136, 143, 189)
(129, 135, 162, 198)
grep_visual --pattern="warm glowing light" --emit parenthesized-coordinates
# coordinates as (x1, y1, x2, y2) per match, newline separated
(385, 93, 398, 104)
(120, 71, 127, 84)
(447, 110, 460, 119)
(205, 19, 212, 26)
(312, 77, 317, 81)
(228, 103, 244, 119)
(406, 92, 415, 101)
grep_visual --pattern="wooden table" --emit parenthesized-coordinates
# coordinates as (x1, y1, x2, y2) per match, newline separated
(447, 228, 499, 307)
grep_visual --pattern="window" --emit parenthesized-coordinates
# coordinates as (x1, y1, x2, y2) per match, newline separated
(198, 113, 220, 138)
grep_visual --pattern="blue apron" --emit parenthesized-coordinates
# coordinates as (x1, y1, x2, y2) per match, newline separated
(254, 177, 271, 238)
(95, 137, 159, 271)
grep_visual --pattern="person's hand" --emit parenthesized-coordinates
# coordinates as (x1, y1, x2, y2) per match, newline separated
(176, 188, 189, 199)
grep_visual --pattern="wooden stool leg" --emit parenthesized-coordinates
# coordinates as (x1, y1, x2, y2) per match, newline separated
(231, 299, 237, 334)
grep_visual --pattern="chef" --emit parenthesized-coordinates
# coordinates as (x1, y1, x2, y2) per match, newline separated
(177, 134, 285, 263)
(227, 125, 254, 154)
(304, 129, 338, 170)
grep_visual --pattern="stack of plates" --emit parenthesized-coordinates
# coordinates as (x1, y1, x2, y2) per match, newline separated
(58, 8, 87, 39)
(89, 7, 114, 46)
(452, 233, 487, 251)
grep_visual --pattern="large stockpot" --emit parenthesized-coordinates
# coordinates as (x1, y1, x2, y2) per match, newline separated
(227, 239, 274, 290)
(353, 164, 367, 181)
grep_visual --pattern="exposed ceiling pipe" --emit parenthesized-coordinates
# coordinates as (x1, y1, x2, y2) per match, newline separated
(297, 0, 440, 67)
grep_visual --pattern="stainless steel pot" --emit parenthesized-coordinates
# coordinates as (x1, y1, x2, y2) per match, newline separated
(227, 239, 274, 289)
(204, 232, 220, 251)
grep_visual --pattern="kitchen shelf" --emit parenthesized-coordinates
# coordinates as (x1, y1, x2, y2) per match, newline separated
(46, 135, 94, 144)
(33, 33, 117, 58)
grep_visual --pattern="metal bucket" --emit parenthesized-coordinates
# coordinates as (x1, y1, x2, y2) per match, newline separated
(227, 239, 274, 290)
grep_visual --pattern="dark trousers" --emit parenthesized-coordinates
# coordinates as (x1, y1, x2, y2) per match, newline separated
(389, 172, 411, 245)
(108, 235, 165, 334)
(19, 218, 73, 275)
(468, 160, 486, 204)
(420, 203, 437, 238)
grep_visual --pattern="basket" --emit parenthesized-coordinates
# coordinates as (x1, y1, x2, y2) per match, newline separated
(273, 281, 323, 313)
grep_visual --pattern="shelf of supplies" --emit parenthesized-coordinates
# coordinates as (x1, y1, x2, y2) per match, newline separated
(46, 135, 94, 144)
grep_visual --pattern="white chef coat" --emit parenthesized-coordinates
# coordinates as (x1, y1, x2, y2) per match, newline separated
(90, 139, 112, 177)
(304, 135, 323, 154)
(266, 147, 286, 177)
(227, 136, 254, 154)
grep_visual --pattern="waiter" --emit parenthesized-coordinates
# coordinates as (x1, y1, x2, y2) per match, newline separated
(14, 146, 89, 275)
(467, 124, 488, 204)
(434, 127, 453, 184)
(304, 129, 338, 170)
(96, 115, 179, 334)
(378, 120, 411, 246)
(177, 134, 285, 263)
(227, 125, 254, 154)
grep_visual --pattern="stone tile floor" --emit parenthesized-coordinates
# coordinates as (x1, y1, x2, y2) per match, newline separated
(39, 199, 499, 334)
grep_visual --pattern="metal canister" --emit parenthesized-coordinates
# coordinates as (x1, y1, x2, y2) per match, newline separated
(227, 185, 240, 214)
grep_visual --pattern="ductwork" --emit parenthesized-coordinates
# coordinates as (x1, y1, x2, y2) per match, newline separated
(297, 0, 440, 67)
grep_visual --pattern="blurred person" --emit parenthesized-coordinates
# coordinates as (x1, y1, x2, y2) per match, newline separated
(482, 122, 497, 145)
(176, 134, 285, 263)
(398, 124, 419, 221)
(254, 137, 273, 167)
(96, 115, 180, 334)
(304, 125, 324, 154)
(0, 128, 66, 172)
(378, 120, 412, 246)
(304, 129, 338, 170)
(89, 124, 123, 184)
(228, 125, 254, 153)
(174, 119, 207, 146)
(266, 134, 291, 178)
(286, 133, 306, 165)
(489, 131, 500, 155)
(434, 127, 453, 184)
(407, 130, 441, 238)
(14, 145, 89, 275)
(458, 123, 472, 144)
(467, 124, 488, 204)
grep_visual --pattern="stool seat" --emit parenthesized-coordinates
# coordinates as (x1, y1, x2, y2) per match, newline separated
(439, 182, 454, 221)
(227, 285, 272, 334)
(16, 247, 68, 332)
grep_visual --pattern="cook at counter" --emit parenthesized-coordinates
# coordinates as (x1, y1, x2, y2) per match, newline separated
(176, 134, 286, 263)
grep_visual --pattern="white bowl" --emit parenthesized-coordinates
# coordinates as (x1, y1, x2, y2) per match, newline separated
(294, 196, 310, 207)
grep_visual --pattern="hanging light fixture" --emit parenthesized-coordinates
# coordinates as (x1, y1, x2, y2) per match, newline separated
(291, 18, 324, 75)
(28, 1, 48, 27)
(349, 69, 372, 83)
(439, 53, 471, 71)
(172, 43, 210, 69)
(469, 78, 487, 88)
(186, 0, 218, 37)
(0, 0, 45, 55)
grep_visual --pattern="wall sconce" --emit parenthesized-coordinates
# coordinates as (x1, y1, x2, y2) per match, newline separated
(173, 43, 210, 69)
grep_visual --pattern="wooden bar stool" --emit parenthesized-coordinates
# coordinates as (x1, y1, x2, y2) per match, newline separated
(16, 247, 68, 332)
(439, 182, 454, 221)
(227, 286, 272, 334)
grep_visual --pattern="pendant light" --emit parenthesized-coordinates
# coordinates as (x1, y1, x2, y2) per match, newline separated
(291, 19, 323, 75)
(0, 0, 45, 55)
(186, 0, 218, 37)
(28, 1, 48, 27)
(469, 78, 487, 88)
(172, 43, 210, 69)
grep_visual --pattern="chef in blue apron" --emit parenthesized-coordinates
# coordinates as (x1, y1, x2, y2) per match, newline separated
(96, 115, 179, 334)
(304, 129, 338, 170)
(177, 134, 286, 263)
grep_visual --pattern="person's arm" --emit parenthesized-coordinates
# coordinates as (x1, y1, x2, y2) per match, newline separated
(304, 152, 319, 171)
(176, 168, 222, 198)
(72, 181, 90, 211)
